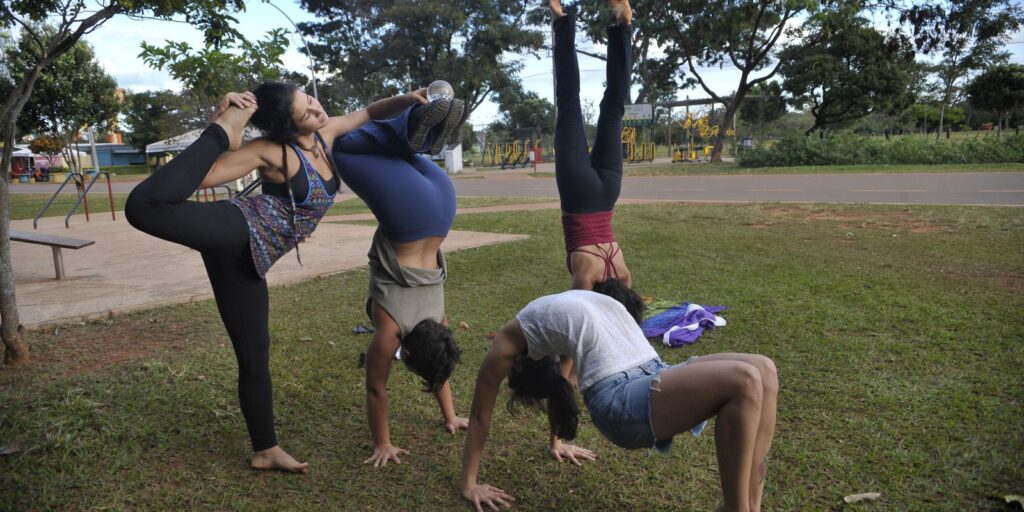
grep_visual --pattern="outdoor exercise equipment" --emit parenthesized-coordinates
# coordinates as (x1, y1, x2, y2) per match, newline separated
(670, 112, 734, 163)
(33, 170, 116, 229)
(621, 126, 656, 162)
(622, 103, 656, 163)
(479, 127, 542, 169)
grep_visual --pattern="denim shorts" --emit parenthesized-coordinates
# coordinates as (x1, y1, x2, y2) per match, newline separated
(583, 357, 707, 454)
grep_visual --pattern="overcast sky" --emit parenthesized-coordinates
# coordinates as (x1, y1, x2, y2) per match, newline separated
(78, 1, 1024, 129)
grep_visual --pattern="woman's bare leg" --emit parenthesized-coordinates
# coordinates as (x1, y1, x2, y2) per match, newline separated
(691, 354, 778, 511)
(649, 361, 764, 512)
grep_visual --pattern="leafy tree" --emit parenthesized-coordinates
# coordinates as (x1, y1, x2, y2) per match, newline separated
(739, 81, 786, 142)
(28, 133, 63, 163)
(139, 28, 289, 123)
(123, 90, 189, 150)
(566, 1, 689, 104)
(966, 64, 1024, 136)
(298, 0, 545, 117)
(664, 0, 821, 162)
(492, 82, 556, 135)
(10, 27, 120, 172)
(0, 0, 244, 365)
(779, 16, 917, 135)
(897, 0, 1023, 139)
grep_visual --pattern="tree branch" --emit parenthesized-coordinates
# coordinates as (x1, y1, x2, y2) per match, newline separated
(686, 55, 725, 103)
(575, 48, 607, 61)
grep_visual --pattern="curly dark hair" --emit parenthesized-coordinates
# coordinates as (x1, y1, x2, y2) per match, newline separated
(592, 279, 646, 324)
(507, 355, 579, 441)
(251, 81, 300, 144)
(401, 319, 461, 392)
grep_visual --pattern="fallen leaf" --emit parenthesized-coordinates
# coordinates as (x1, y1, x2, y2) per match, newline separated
(300, 337, 313, 342)
(457, 321, 470, 330)
(484, 332, 496, 340)
(844, 492, 881, 503)
(641, 295, 655, 304)
(1004, 495, 1024, 506)
(0, 443, 22, 456)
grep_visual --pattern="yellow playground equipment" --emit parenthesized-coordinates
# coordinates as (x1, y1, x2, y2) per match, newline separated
(671, 113, 734, 162)
(479, 128, 542, 169)
(621, 126, 656, 163)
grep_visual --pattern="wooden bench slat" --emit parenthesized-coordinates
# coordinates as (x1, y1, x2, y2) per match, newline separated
(9, 230, 95, 249)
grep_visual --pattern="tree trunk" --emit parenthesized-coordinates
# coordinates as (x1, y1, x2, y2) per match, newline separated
(710, 101, 739, 163)
(1, 123, 30, 365)
(0, 63, 47, 365)
(936, 102, 946, 141)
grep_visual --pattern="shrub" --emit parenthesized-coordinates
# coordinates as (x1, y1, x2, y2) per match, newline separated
(737, 132, 1024, 167)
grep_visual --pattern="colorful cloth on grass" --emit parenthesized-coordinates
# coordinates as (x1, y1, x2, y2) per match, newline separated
(641, 302, 727, 347)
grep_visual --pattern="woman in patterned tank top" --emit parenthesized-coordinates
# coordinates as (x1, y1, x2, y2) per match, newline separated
(126, 85, 429, 473)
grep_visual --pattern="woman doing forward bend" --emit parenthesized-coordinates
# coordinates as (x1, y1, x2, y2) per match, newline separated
(459, 290, 779, 512)
(125, 83, 427, 472)
(330, 97, 468, 467)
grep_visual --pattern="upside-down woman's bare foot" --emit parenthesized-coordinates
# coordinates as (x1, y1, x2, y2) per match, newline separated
(213, 104, 256, 151)
(610, 0, 632, 24)
(549, 0, 565, 18)
(249, 445, 309, 474)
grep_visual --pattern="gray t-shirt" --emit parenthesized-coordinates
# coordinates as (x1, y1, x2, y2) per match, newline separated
(366, 229, 446, 339)
(515, 290, 658, 391)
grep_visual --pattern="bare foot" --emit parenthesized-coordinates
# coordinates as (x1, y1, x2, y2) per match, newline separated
(249, 445, 309, 474)
(610, 0, 631, 24)
(549, 0, 565, 18)
(213, 104, 256, 151)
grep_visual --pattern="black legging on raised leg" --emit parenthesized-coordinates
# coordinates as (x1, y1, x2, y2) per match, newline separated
(125, 125, 277, 452)
(554, 14, 633, 214)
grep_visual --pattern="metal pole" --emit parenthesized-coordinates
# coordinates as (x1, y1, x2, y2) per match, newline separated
(87, 127, 100, 173)
(262, 0, 318, 100)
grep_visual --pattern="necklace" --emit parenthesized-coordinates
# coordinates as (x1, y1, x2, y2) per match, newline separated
(296, 140, 321, 160)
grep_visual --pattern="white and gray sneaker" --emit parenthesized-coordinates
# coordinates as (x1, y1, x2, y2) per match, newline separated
(408, 99, 452, 153)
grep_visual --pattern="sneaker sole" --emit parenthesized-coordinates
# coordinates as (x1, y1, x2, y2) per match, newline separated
(409, 100, 451, 152)
(431, 99, 465, 155)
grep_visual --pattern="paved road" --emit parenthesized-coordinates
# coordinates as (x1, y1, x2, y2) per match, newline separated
(10, 171, 1024, 206)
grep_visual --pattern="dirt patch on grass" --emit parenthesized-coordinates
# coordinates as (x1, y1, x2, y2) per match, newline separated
(17, 312, 215, 379)
(907, 224, 946, 233)
(999, 273, 1024, 294)
(765, 206, 951, 233)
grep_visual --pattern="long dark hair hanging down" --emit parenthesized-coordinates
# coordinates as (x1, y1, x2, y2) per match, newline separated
(507, 355, 580, 440)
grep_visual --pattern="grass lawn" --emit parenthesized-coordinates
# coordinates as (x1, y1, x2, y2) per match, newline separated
(8, 192, 129, 221)
(328, 196, 556, 216)
(1, 203, 1022, 510)
(8, 193, 555, 221)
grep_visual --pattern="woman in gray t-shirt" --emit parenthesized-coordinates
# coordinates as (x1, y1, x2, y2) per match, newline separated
(459, 290, 778, 512)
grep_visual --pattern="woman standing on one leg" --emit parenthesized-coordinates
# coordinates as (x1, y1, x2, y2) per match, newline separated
(125, 84, 427, 473)
(330, 99, 469, 467)
(459, 290, 778, 512)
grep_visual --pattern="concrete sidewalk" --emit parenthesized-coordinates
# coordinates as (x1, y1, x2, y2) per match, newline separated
(11, 213, 527, 329)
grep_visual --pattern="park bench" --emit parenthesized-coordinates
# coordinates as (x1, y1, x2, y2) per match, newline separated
(9, 230, 95, 280)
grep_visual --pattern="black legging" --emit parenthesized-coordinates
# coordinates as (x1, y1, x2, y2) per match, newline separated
(554, 14, 632, 214)
(125, 126, 277, 452)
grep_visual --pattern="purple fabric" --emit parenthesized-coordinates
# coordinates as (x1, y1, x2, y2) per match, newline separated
(641, 302, 726, 347)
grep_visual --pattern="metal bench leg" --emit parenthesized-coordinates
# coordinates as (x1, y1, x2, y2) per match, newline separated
(51, 247, 65, 279)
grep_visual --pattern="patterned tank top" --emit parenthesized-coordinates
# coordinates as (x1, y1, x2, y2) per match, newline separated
(231, 138, 336, 278)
